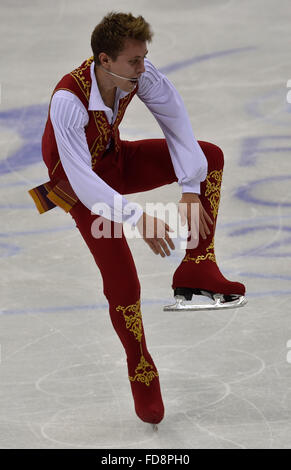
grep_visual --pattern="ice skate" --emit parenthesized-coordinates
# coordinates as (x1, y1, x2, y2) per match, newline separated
(164, 143, 247, 312)
(164, 287, 247, 311)
(165, 246, 247, 312)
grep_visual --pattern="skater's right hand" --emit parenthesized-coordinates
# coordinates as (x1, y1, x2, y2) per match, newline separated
(136, 212, 175, 257)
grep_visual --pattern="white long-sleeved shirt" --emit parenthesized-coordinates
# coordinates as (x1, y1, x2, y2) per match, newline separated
(50, 58, 208, 226)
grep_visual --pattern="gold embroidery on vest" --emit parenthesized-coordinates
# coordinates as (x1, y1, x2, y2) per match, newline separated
(91, 111, 111, 168)
(70, 56, 94, 102)
(89, 137, 101, 170)
(113, 92, 135, 137)
(116, 299, 158, 386)
(110, 87, 138, 154)
(69, 57, 137, 169)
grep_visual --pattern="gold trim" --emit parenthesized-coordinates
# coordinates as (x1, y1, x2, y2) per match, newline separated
(46, 191, 72, 213)
(116, 299, 143, 343)
(45, 57, 138, 195)
(183, 169, 223, 264)
(70, 56, 94, 102)
(28, 189, 46, 214)
(129, 353, 159, 387)
(183, 239, 216, 264)
(116, 299, 158, 386)
(54, 186, 77, 203)
(205, 169, 223, 219)
(51, 159, 61, 176)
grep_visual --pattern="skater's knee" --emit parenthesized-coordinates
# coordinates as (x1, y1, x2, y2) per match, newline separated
(210, 142, 224, 161)
(199, 141, 224, 169)
(103, 276, 141, 305)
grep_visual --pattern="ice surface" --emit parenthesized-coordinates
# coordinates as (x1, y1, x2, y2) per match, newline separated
(1, 0, 291, 449)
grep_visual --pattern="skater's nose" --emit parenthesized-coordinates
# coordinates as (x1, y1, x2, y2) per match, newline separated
(136, 60, 146, 76)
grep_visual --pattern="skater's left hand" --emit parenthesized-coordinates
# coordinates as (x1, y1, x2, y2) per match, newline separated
(178, 193, 213, 247)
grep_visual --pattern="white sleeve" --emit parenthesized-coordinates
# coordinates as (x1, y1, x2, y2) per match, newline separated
(50, 91, 143, 226)
(137, 59, 208, 194)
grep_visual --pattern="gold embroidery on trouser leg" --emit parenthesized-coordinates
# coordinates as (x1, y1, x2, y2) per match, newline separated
(183, 238, 216, 264)
(116, 299, 143, 343)
(205, 170, 223, 219)
(116, 299, 159, 386)
(129, 344, 158, 386)
(183, 170, 222, 264)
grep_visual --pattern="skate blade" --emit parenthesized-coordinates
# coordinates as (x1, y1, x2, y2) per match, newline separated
(152, 424, 158, 431)
(163, 294, 247, 311)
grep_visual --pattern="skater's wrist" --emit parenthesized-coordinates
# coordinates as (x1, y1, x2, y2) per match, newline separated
(180, 193, 200, 203)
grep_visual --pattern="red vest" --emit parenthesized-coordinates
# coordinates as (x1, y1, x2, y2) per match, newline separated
(28, 56, 138, 214)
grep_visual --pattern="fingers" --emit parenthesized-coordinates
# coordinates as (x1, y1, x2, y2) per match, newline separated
(186, 204, 213, 240)
(143, 217, 176, 257)
(159, 238, 171, 257)
(146, 231, 175, 257)
(178, 203, 187, 226)
(201, 207, 214, 239)
(165, 230, 175, 251)
(147, 240, 159, 255)
(144, 204, 214, 257)
(154, 222, 175, 256)
(152, 236, 174, 257)
(199, 213, 210, 239)
(164, 223, 175, 251)
(204, 209, 214, 225)
(148, 239, 167, 257)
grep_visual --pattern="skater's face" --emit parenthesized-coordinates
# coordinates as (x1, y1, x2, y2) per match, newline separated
(97, 39, 148, 92)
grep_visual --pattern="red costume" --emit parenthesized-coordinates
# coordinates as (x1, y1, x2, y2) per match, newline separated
(29, 57, 245, 425)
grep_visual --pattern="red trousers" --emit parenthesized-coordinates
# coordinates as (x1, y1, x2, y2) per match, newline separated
(68, 138, 227, 423)
(70, 137, 181, 305)
(69, 138, 227, 304)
